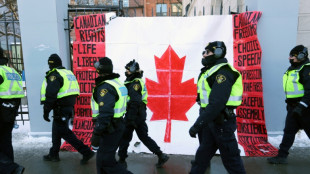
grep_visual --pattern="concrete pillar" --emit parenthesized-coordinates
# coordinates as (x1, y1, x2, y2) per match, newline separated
(297, 0, 310, 47)
(17, 0, 69, 135)
(245, 0, 299, 133)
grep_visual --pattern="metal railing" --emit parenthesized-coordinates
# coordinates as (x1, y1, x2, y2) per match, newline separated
(0, 11, 29, 125)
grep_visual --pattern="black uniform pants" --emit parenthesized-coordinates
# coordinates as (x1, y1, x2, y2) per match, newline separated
(278, 105, 310, 157)
(0, 99, 21, 174)
(0, 121, 19, 174)
(96, 121, 131, 174)
(49, 107, 92, 157)
(190, 118, 246, 174)
(118, 121, 161, 160)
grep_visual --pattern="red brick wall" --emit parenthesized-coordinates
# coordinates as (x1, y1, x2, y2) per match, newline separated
(145, 0, 181, 17)
(129, 0, 144, 7)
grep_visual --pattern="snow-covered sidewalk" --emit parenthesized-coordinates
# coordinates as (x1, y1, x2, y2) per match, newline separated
(12, 122, 310, 153)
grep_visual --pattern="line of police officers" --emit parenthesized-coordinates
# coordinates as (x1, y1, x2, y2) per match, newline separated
(0, 41, 309, 174)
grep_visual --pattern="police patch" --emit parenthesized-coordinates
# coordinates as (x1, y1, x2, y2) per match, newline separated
(100, 89, 108, 97)
(49, 76, 56, 82)
(133, 84, 140, 91)
(99, 102, 104, 106)
(216, 74, 226, 84)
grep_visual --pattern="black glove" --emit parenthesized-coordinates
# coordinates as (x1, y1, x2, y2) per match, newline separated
(126, 120, 137, 129)
(189, 125, 200, 138)
(43, 111, 50, 122)
(92, 117, 97, 123)
(292, 103, 306, 117)
(91, 133, 100, 150)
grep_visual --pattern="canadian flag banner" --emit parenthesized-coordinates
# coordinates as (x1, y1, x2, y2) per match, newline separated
(61, 11, 278, 157)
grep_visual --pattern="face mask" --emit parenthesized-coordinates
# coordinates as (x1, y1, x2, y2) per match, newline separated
(201, 57, 207, 66)
(290, 59, 304, 67)
(125, 72, 130, 77)
(201, 55, 217, 67)
(49, 64, 55, 70)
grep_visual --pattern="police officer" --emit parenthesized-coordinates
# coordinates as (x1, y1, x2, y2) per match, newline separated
(0, 47, 25, 174)
(267, 45, 310, 164)
(41, 54, 94, 164)
(189, 41, 246, 174)
(90, 57, 133, 174)
(190, 59, 211, 169)
(117, 60, 169, 168)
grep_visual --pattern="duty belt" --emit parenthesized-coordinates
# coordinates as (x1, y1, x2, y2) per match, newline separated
(224, 107, 236, 120)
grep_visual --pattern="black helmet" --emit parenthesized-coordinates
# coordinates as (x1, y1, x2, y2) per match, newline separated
(94, 57, 113, 74)
(205, 41, 227, 58)
(125, 59, 140, 73)
(48, 54, 62, 69)
(290, 45, 308, 61)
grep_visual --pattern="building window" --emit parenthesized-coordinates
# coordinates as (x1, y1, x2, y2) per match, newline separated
(111, 0, 129, 7)
(171, 3, 182, 16)
(112, 0, 118, 6)
(156, 4, 167, 16)
(75, 0, 92, 4)
(123, 0, 129, 7)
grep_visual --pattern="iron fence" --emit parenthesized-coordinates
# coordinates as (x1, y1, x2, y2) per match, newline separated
(0, 11, 29, 125)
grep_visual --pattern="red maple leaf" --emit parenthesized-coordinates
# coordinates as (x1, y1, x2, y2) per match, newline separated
(145, 45, 197, 142)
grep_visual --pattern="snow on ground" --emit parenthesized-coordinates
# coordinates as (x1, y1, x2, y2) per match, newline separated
(12, 120, 310, 152)
(268, 130, 310, 148)
(12, 132, 52, 149)
(12, 122, 52, 149)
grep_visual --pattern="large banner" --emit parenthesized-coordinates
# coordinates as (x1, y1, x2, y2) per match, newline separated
(233, 12, 278, 156)
(61, 14, 106, 150)
(62, 11, 276, 156)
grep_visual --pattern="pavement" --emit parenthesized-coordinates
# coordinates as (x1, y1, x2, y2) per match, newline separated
(13, 145, 310, 174)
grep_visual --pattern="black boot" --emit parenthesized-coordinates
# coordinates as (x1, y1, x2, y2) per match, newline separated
(119, 158, 127, 169)
(80, 151, 95, 165)
(12, 165, 25, 174)
(43, 154, 60, 162)
(156, 153, 169, 168)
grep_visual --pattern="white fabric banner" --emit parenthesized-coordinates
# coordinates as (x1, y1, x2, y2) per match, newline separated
(105, 16, 241, 155)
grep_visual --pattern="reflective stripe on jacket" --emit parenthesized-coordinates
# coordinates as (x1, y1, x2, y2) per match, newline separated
(283, 63, 310, 98)
(40, 68, 80, 101)
(0, 65, 24, 99)
(197, 63, 243, 107)
(91, 78, 128, 118)
(124, 78, 148, 104)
